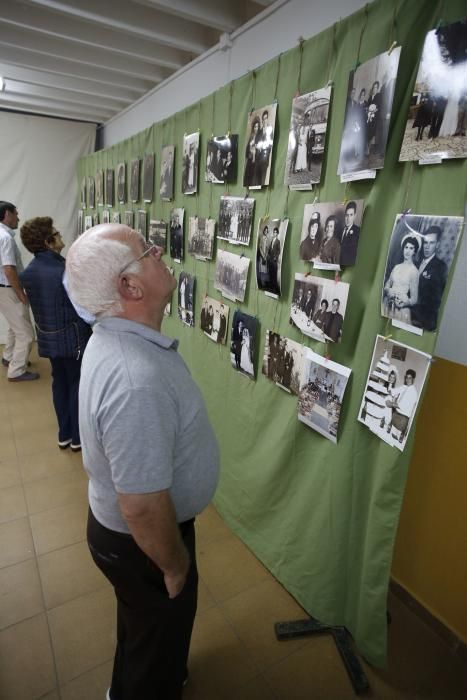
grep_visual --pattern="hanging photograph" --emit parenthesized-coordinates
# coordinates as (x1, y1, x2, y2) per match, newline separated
(399, 19, 467, 163)
(96, 170, 104, 206)
(84, 215, 93, 231)
(290, 273, 350, 344)
(160, 145, 175, 201)
(117, 162, 126, 204)
(256, 216, 288, 297)
(205, 134, 238, 183)
(299, 199, 365, 268)
(80, 177, 86, 208)
(112, 212, 120, 224)
(243, 103, 277, 187)
(381, 212, 463, 333)
(77, 210, 84, 235)
(143, 153, 155, 203)
(298, 349, 351, 443)
(358, 335, 431, 452)
(182, 132, 199, 195)
(169, 207, 184, 262)
(105, 169, 114, 207)
(284, 86, 332, 189)
(178, 272, 195, 327)
(214, 249, 250, 303)
(87, 176, 95, 209)
(230, 311, 258, 380)
(102, 210, 110, 224)
(92, 212, 99, 227)
(124, 210, 134, 228)
(200, 296, 229, 344)
(164, 267, 174, 316)
(137, 210, 147, 240)
(262, 331, 303, 395)
(130, 158, 140, 202)
(217, 195, 255, 245)
(148, 219, 167, 251)
(337, 47, 401, 176)
(188, 217, 216, 260)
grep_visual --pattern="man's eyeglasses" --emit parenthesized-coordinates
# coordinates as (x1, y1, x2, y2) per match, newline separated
(119, 243, 158, 275)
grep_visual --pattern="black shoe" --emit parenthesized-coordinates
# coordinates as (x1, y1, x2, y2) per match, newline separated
(70, 443, 81, 452)
(58, 439, 72, 449)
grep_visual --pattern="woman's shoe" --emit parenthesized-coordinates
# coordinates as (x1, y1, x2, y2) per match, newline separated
(70, 443, 81, 452)
(58, 439, 72, 449)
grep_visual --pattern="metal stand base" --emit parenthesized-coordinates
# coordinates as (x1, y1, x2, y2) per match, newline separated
(274, 617, 370, 695)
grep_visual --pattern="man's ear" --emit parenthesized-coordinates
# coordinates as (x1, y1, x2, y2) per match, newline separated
(118, 274, 143, 301)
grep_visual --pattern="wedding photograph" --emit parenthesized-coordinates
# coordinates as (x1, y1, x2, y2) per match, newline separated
(262, 331, 303, 395)
(148, 219, 167, 251)
(130, 158, 140, 202)
(255, 217, 288, 296)
(80, 177, 86, 208)
(230, 311, 258, 380)
(143, 153, 155, 202)
(200, 296, 229, 344)
(124, 211, 134, 227)
(214, 249, 250, 302)
(205, 134, 238, 183)
(112, 212, 120, 224)
(160, 145, 175, 200)
(96, 170, 104, 206)
(290, 273, 350, 343)
(87, 175, 95, 209)
(188, 217, 215, 260)
(243, 103, 277, 187)
(117, 162, 126, 203)
(105, 168, 114, 207)
(178, 272, 195, 327)
(217, 195, 255, 245)
(182, 132, 199, 195)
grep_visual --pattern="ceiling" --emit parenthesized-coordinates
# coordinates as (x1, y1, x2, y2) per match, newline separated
(0, 0, 274, 125)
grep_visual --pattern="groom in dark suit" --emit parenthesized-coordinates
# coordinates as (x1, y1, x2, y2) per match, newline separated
(339, 201, 361, 267)
(412, 225, 448, 332)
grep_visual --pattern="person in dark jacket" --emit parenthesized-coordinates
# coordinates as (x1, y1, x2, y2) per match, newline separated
(20, 217, 92, 451)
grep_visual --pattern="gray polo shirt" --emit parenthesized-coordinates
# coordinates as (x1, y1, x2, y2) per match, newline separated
(79, 317, 220, 533)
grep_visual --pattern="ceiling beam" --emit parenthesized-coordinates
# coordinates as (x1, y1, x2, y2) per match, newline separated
(133, 0, 245, 33)
(0, 93, 109, 122)
(5, 80, 129, 113)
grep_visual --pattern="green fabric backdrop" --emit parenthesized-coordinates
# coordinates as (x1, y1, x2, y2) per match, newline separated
(77, 0, 466, 667)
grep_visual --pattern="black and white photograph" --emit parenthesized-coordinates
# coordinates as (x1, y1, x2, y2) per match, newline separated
(262, 331, 303, 395)
(337, 47, 401, 176)
(299, 199, 365, 268)
(92, 212, 99, 227)
(124, 211, 134, 228)
(117, 162, 126, 204)
(188, 217, 216, 260)
(96, 170, 104, 206)
(200, 296, 229, 344)
(205, 134, 238, 183)
(102, 209, 110, 224)
(169, 207, 184, 262)
(290, 273, 350, 344)
(143, 153, 155, 202)
(230, 311, 258, 380)
(217, 195, 255, 246)
(148, 219, 167, 251)
(256, 217, 288, 297)
(214, 249, 250, 303)
(178, 272, 195, 327)
(77, 210, 84, 235)
(130, 158, 140, 202)
(243, 103, 277, 187)
(105, 168, 114, 207)
(164, 268, 174, 316)
(358, 335, 431, 452)
(399, 19, 467, 163)
(87, 175, 95, 209)
(381, 213, 463, 333)
(182, 132, 199, 195)
(298, 349, 351, 443)
(112, 212, 120, 224)
(80, 177, 86, 208)
(137, 209, 147, 240)
(284, 87, 332, 189)
(84, 215, 93, 231)
(160, 145, 175, 201)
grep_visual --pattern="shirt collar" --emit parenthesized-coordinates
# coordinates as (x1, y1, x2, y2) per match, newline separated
(0, 222, 16, 238)
(96, 316, 179, 350)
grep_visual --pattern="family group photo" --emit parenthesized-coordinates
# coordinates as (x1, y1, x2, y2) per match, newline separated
(290, 274, 350, 344)
(262, 331, 303, 395)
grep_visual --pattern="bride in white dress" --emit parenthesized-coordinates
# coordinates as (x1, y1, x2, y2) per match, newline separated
(439, 92, 459, 137)
(240, 327, 254, 375)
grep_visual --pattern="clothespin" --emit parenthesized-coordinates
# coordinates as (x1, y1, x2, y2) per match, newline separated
(428, 357, 437, 363)
(436, 18, 444, 30)
(382, 333, 392, 342)
(388, 41, 397, 55)
(312, 195, 318, 205)
(324, 344, 331, 361)
(334, 271, 341, 283)
(402, 208, 412, 217)
(326, 79, 334, 88)
(244, 190, 249, 200)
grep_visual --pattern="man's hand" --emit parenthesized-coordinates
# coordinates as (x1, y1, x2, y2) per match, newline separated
(164, 548, 190, 598)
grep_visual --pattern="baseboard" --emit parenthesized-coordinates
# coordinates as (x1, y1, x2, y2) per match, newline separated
(390, 578, 467, 664)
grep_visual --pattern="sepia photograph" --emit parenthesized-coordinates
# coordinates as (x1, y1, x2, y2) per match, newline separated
(243, 103, 277, 187)
(77, 209, 84, 235)
(87, 175, 95, 209)
(117, 162, 126, 203)
(105, 168, 114, 207)
(298, 349, 351, 443)
(164, 267, 174, 316)
(230, 311, 258, 380)
(284, 87, 332, 189)
(214, 249, 250, 303)
(338, 47, 401, 175)
(160, 145, 175, 201)
(148, 219, 167, 251)
(169, 207, 184, 261)
(290, 273, 350, 344)
(130, 158, 140, 202)
(381, 213, 464, 333)
(182, 132, 199, 195)
(137, 210, 147, 240)
(200, 296, 229, 344)
(112, 212, 120, 224)
(96, 170, 104, 207)
(262, 331, 303, 395)
(124, 210, 134, 228)
(93, 212, 99, 227)
(80, 177, 86, 208)
(84, 215, 93, 231)
(217, 195, 255, 246)
(143, 153, 155, 202)
(188, 217, 215, 260)
(256, 217, 288, 297)
(102, 209, 110, 224)
(178, 272, 195, 327)
(399, 19, 467, 162)
(358, 335, 431, 452)
(299, 199, 365, 268)
(205, 134, 238, 183)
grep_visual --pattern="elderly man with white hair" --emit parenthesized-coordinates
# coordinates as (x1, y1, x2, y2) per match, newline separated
(66, 224, 219, 700)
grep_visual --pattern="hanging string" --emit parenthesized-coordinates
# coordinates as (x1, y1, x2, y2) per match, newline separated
(296, 39, 305, 95)
(273, 53, 282, 101)
(326, 20, 339, 84)
(402, 161, 414, 212)
(283, 189, 290, 218)
(355, 3, 370, 68)
(388, 0, 399, 48)
(251, 70, 257, 111)
(228, 81, 234, 134)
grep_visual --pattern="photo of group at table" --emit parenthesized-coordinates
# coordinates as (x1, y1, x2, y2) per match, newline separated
(290, 273, 350, 344)
(299, 199, 364, 268)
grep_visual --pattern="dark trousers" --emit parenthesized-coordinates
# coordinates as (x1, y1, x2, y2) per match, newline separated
(49, 356, 82, 444)
(87, 509, 198, 700)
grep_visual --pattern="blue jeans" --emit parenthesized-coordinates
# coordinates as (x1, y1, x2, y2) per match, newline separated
(49, 356, 82, 444)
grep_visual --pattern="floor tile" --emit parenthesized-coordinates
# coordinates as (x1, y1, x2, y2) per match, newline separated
(0, 484, 27, 524)
(0, 558, 44, 629)
(48, 587, 116, 684)
(0, 517, 34, 568)
(60, 660, 113, 700)
(19, 447, 75, 483)
(30, 501, 88, 556)
(197, 575, 217, 613)
(196, 503, 233, 545)
(0, 613, 56, 700)
(15, 429, 64, 458)
(37, 692, 60, 700)
(0, 458, 22, 489)
(38, 540, 109, 609)
(24, 469, 88, 515)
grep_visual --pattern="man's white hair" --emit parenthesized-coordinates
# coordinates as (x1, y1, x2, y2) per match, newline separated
(66, 224, 142, 318)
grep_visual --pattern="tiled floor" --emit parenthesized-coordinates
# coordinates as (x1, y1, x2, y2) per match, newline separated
(1, 349, 466, 700)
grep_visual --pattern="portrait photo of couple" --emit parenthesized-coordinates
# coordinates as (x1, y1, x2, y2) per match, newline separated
(243, 103, 277, 188)
(205, 134, 238, 184)
(178, 272, 195, 327)
(255, 217, 288, 297)
(143, 153, 154, 203)
(299, 199, 365, 269)
(182, 132, 199, 195)
(200, 296, 229, 345)
(117, 162, 126, 204)
(290, 274, 350, 344)
(381, 213, 463, 333)
(160, 145, 175, 201)
(358, 335, 431, 452)
(130, 158, 140, 202)
(230, 311, 258, 380)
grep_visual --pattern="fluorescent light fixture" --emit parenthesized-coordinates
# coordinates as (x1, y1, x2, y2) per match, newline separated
(0, 77, 4, 91)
